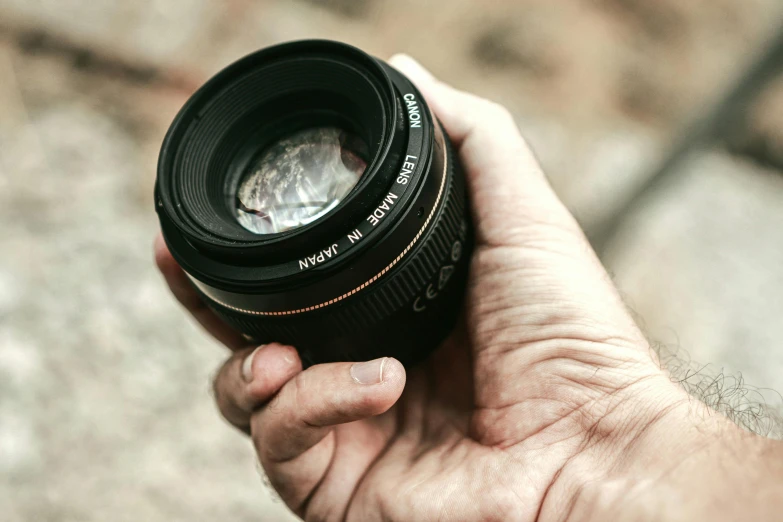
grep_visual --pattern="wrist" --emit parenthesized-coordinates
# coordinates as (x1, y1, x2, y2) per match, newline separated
(550, 377, 783, 522)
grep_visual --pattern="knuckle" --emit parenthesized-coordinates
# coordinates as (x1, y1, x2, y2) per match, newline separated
(212, 354, 245, 416)
(484, 100, 512, 121)
(212, 387, 234, 421)
(472, 99, 520, 139)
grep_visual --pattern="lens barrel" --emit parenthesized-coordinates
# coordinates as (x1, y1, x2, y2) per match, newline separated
(156, 40, 472, 367)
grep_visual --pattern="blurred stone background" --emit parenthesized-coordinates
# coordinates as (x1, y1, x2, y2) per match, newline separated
(1, 1, 782, 520)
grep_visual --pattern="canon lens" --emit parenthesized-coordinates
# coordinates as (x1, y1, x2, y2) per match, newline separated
(156, 40, 472, 367)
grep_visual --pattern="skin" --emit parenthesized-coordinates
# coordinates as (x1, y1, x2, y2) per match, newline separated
(155, 55, 783, 521)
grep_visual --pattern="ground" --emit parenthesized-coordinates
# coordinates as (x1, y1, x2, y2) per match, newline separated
(1, 1, 782, 520)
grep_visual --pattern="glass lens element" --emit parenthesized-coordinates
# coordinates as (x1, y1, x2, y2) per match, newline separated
(235, 127, 368, 235)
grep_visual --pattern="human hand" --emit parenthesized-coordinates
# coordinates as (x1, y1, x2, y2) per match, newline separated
(155, 55, 779, 521)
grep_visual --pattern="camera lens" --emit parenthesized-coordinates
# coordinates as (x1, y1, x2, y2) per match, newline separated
(235, 126, 368, 235)
(156, 40, 472, 367)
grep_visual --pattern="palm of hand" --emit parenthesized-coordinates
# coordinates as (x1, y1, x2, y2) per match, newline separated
(305, 237, 659, 522)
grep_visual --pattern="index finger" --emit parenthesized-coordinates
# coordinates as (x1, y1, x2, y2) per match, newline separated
(154, 233, 248, 350)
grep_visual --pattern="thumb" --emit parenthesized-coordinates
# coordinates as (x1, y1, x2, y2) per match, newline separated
(387, 54, 649, 411)
(388, 54, 573, 249)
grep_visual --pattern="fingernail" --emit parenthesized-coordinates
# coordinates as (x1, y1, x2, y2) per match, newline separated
(242, 345, 265, 382)
(350, 358, 387, 385)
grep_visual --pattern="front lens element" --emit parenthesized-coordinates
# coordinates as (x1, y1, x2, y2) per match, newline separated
(235, 126, 368, 235)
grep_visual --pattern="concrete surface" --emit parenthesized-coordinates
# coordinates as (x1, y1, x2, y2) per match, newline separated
(1, 1, 782, 520)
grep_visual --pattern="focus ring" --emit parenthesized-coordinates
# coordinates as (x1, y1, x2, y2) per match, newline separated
(331, 147, 464, 330)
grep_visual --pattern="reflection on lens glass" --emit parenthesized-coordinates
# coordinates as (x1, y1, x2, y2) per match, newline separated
(235, 127, 368, 235)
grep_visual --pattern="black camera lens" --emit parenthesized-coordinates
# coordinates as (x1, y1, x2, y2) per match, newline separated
(156, 40, 472, 367)
(235, 126, 369, 235)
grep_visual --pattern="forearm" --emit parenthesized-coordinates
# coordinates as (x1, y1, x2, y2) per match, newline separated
(567, 389, 783, 522)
